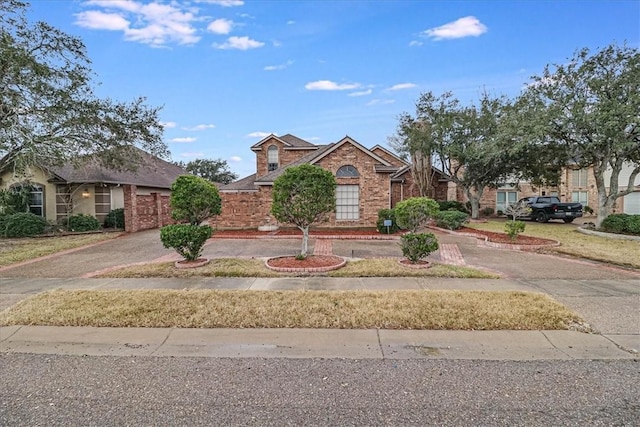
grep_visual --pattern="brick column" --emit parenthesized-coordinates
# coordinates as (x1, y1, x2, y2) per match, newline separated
(153, 192, 163, 228)
(123, 184, 138, 232)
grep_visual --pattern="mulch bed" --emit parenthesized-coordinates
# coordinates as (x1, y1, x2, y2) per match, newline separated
(457, 227, 555, 245)
(266, 255, 344, 269)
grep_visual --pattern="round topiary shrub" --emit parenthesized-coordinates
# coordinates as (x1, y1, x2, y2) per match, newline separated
(400, 232, 439, 263)
(104, 208, 125, 229)
(3, 212, 47, 237)
(395, 197, 440, 232)
(599, 214, 629, 234)
(67, 214, 101, 232)
(160, 224, 213, 261)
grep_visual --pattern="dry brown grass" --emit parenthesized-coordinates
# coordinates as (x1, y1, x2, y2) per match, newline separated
(0, 289, 583, 330)
(0, 233, 121, 267)
(468, 220, 640, 269)
(98, 258, 500, 279)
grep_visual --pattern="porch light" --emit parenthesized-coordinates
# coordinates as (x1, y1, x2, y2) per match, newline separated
(82, 188, 90, 198)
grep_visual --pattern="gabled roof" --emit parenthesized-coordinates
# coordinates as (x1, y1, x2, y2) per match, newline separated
(250, 133, 317, 151)
(309, 136, 392, 167)
(370, 144, 409, 166)
(218, 173, 258, 192)
(390, 164, 450, 181)
(48, 149, 186, 189)
(253, 144, 335, 184)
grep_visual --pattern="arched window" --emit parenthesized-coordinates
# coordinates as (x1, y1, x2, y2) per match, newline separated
(336, 165, 359, 178)
(267, 145, 279, 171)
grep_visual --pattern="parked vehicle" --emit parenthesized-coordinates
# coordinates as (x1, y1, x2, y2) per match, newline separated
(513, 196, 583, 223)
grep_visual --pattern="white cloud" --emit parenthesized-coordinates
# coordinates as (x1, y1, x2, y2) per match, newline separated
(182, 124, 216, 131)
(247, 131, 272, 138)
(366, 99, 396, 106)
(76, 1, 201, 46)
(305, 80, 361, 91)
(160, 121, 177, 128)
(264, 60, 293, 71)
(214, 36, 264, 50)
(74, 11, 129, 30)
(409, 40, 423, 47)
(207, 18, 233, 34)
(287, 20, 296, 25)
(170, 137, 197, 143)
(229, 156, 242, 162)
(196, 0, 244, 6)
(348, 89, 372, 97)
(388, 83, 417, 91)
(423, 16, 487, 40)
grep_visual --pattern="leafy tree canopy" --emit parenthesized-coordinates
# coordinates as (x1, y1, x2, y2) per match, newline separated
(0, 0, 168, 175)
(175, 158, 238, 184)
(517, 43, 640, 226)
(271, 164, 337, 257)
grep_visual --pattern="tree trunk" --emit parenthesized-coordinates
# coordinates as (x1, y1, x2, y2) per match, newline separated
(464, 187, 483, 220)
(410, 150, 434, 198)
(300, 226, 309, 258)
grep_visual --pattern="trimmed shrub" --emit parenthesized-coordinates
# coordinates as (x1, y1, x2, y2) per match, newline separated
(600, 214, 640, 235)
(3, 212, 47, 237)
(400, 232, 439, 263)
(600, 214, 630, 234)
(376, 208, 399, 234)
(395, 197, 440, 232)
(504, 220, 526, 241)
(171, 175, 221, 225)
(583, 205, 594, 215)
(437, 200, 468, 213)
(104, 208, 125, 229)
(160, 224, 213, 261)
(434, 210, 468, 230)
(0, 214, 9, 236)
(67, 214, 101, 232)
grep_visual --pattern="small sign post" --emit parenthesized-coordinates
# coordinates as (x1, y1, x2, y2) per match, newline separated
(383, 219, 392, 234)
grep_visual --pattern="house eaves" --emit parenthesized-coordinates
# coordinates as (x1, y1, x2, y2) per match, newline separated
(370, 144, 409, 166)
(250, 133, 317, 151)
(254, 144, 335, 185)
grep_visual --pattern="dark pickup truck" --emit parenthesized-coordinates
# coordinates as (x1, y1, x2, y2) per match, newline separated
(514, 196, 583, 223)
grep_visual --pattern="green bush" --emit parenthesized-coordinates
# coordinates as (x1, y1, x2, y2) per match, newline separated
(104, 208, 125, 229)
(600, 214, 640, 235)
(504, 220, 526, 241)
(400, 232, 439, 263)
(3, 212, 47, 237)
(171, 175, 221, 225)
(583, 205, 594, 215)
(600, 214, 630, 234)
(434, 210, 469, 230)
(160, 224, 213, 261)
(67, 214, 101, 232)
(0, 214, 9, 236)
(376, 208, 399, 234)
(437, 200, 468, 213)
(395, 197, 440, 232)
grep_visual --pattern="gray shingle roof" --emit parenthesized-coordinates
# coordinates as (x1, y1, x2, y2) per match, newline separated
(218, 173, 258, 191)
(279, 134, 316, 148)
(49, 149, 186, 189)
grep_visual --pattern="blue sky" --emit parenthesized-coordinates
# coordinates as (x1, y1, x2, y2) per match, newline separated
(27, 0, 639, 178)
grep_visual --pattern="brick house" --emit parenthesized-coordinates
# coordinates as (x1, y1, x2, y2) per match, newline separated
(213, 134, 448, 229)
(0, 149, 186, 232)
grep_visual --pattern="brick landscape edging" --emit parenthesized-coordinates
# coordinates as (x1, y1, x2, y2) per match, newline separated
(427, 225, 561, 251)
(265, 256, 347, 273)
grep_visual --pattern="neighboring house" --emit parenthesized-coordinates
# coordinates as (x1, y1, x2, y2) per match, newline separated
(213, 134, 449, 229)
(469, 164, 640, 215)
(0, 149, 186, 232)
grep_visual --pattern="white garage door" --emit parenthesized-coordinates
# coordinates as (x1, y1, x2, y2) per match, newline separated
(623, 192, 640, 214)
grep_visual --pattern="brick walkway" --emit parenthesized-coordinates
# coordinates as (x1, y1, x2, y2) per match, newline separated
(313, 239, 333, 256)
(438, 243, 466, 266)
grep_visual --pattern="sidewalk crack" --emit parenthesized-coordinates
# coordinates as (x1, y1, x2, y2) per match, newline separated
(540, 331, 574, 359)
(601, 334, 639, 356)
(0, 325, 23, 342)
(150, 328, 173, 356)
(376, 329, 386, 360)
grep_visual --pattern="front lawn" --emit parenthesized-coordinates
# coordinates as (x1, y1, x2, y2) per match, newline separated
(0, 289, 585, 330)
(97, 258, 500, 279)
(467, 220, 640, 269)
(0, 233, 122, 267)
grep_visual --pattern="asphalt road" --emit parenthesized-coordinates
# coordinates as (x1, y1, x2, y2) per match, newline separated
(1, 354, 638, 426)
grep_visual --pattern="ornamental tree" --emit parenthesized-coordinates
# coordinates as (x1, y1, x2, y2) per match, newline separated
(394, 197, 439, 232)
(170, 175, 221, 225)
(175, 158, 239, 184)
(271, 164, 337, 258)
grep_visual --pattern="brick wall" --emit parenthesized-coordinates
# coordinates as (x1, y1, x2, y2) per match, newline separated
(255, 137, 315, 178)
(211, 189, 273, 229)
(390, 171, 448, 207)
(371, 147, 405, 167)
(123, 185, 172, 232)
